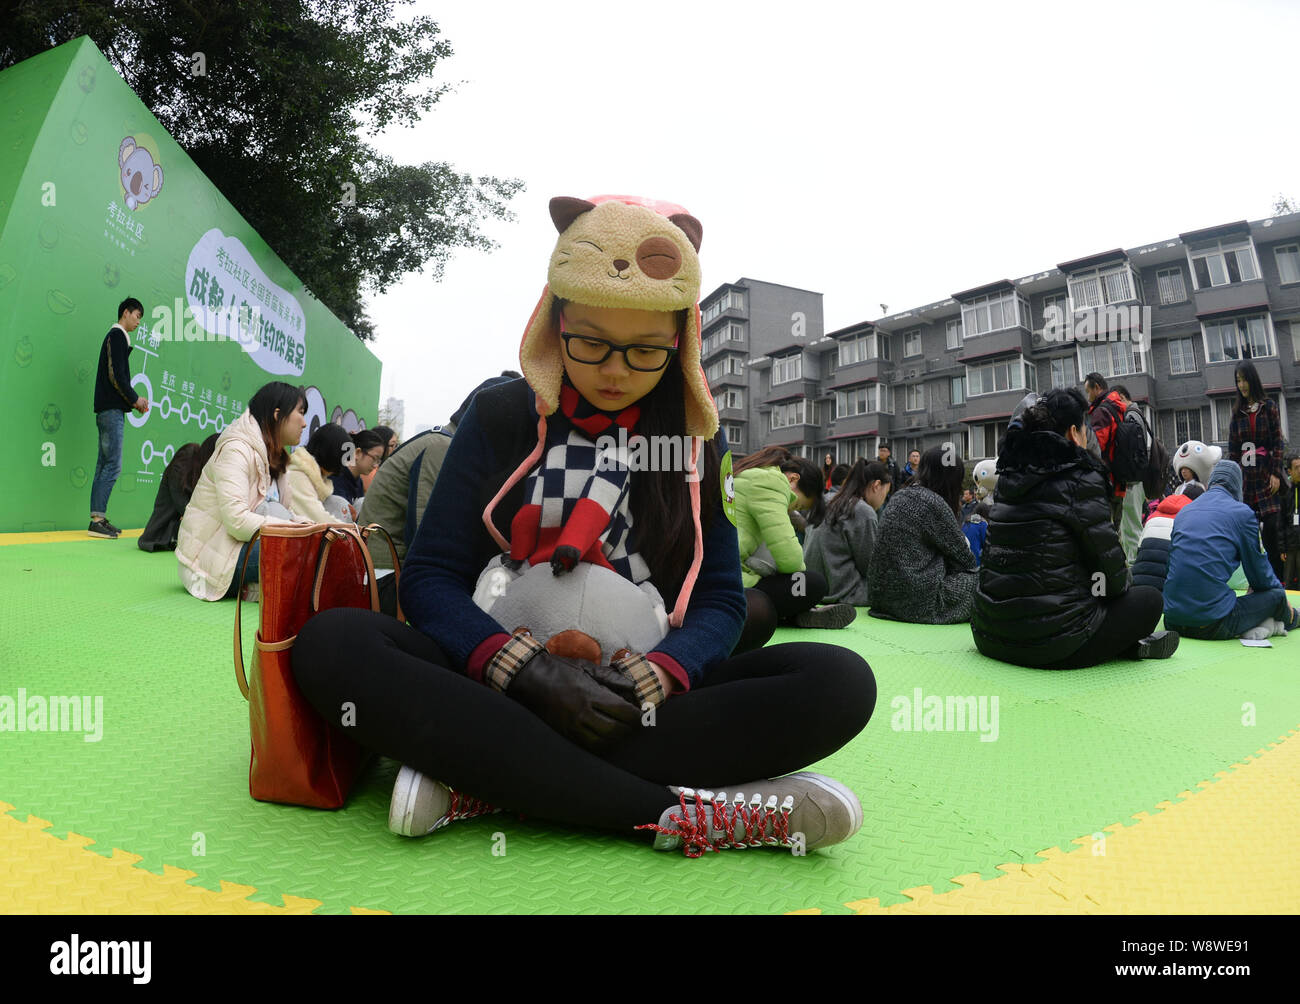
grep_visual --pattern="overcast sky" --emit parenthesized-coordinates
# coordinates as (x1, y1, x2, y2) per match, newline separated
(363, 0, 1299, 433)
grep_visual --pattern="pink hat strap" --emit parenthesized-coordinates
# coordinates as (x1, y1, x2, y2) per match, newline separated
(482, 404, 548, 552)
(668, 438, 705, 629)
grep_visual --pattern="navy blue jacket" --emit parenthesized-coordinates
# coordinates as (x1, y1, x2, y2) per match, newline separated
(94, 325, 136, 413)
(399, 379, 745, 689)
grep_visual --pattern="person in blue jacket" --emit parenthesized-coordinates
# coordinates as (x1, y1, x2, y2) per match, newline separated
(289, 195, 874, 859)
(1164, 460, 1300, 640)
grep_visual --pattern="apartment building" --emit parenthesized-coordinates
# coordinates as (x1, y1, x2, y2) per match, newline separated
(701, 212, 1300, 465)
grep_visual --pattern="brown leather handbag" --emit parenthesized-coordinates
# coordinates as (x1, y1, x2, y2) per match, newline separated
(233, 522, 401, 809)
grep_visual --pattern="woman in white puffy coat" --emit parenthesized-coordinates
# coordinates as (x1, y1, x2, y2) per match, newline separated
(176, 382, 307, 600)
(286, 423, 355, 525)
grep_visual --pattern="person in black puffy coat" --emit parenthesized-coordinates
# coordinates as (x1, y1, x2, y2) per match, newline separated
(972, 388, 1178, 668)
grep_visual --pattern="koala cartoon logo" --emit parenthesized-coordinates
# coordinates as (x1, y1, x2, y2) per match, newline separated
(119, 136, 163, 211)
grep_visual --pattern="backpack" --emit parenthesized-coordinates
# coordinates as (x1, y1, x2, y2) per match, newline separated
(1108, 402, 1149, 485)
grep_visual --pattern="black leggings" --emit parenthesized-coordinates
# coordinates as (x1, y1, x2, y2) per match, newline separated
(752, 569, 829, 621)
(292, 608, 876, 835)
(1042, 584, 1164, 670)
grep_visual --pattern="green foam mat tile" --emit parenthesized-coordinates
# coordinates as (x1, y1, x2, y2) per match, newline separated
(2, 540, 1298, 914)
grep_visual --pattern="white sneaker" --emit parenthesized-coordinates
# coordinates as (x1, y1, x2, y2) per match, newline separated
(387, 765, 499, 837)
(641, 771, 863, 857)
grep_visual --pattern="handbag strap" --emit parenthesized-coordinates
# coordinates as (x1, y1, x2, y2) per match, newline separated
(233, 527, 264, 700)
(359, 522, 405, 623)
(311, 525, 383, 615)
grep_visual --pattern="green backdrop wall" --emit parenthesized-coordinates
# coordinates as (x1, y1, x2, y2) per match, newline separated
(0, 37, 382, 532)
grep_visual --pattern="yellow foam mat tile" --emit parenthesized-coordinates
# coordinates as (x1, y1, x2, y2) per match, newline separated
(0, 528, 142, 546)
(0, 803, 331, 914)
(834, 726, 1300, 914)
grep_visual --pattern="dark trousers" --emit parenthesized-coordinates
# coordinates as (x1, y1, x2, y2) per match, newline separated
(752, 569, 829, 621)
(1042, 584, 1164, 670)
(1259, 511, 1285, 584)
(1166, 587, 1298, 640)
(292, 607, 876, 834)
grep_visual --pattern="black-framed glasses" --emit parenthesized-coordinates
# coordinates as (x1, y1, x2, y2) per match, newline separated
(562, 333, 678, 372)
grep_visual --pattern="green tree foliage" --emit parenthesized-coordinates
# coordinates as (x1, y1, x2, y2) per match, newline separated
(2, 0, 524, 340)
(1272, 194, 1298, 217)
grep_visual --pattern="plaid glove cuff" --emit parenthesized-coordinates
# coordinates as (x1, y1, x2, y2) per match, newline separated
(611, 650, 666, 708)
(485, 630, 546, 692)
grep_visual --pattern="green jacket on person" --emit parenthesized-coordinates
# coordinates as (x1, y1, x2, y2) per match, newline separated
(734, 465, 804, 588)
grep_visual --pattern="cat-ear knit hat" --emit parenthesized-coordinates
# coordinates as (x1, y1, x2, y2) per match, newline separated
(482, 195, 718, 628)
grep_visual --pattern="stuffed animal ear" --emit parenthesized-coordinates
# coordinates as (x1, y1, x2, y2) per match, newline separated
(668, 213, 703, 252)
(550, 197, 597, 234)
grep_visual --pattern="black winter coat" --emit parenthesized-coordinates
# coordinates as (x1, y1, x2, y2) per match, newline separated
(972, 427, 1128, 666)
(138, 442, 200, 551)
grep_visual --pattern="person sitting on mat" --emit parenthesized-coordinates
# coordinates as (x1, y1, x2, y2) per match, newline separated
(286, 423, 357, 525)
(361, 372, 522, 617)
(289, 194, 875, 858)
(971, 388, 1178, 667)
(1163, 460, 1299, 641)
(867, 443, 978, 624)
(803, 458, 890, 608)
(138, 433, 218, 552)
(732, 445, 857, 633)
(331, 428, 385, 507)
(176, 381, 307, 601)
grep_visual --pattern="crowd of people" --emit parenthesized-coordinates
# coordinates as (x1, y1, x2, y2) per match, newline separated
(85, 196, 1298, 864)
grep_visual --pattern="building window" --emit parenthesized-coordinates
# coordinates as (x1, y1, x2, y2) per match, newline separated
(1049, 356, 1077, 390)
(1156, 267, 1187, 304)
(950, 375, 965, 405)
(1276, 244, 1300, 285)
(904, 383, 925, 411)
(1187, 238, 1260, 290)
(968, 421, 1003, 459)
(1167, 336, 1197, 375)
(1201, 313, 1275, 364)
(961, 291, 1032, 338)
(1041, 292, 1069, 328)
(1077, 340, 1145, 379)
(701, 289, 745, 324)
(723, 423, 744, 449)
(1175, 408, 1204, 445)
(1068, 264, 1140, 309)
(835, 383, 892, 417)
(771, 400, 817, 430)
(702, 322, 746, 357)
(838, 331, 890, 365)
(772, 353, 802, 385)
(836, 437, 870, 465)
(707, 355, 745, 382)
(965, 357, 1035, 397)
(718, 388, 744, 410)
(946, 319, 962, 350)
(903, 329, 923, 357)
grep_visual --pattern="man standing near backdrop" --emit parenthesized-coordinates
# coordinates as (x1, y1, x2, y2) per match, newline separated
(90, 296, 149, 538)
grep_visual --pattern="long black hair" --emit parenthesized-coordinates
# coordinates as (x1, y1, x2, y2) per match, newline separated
(914, 444, 965, 521)
(816, 458, 890, 527)
(179, 433, 220, 497)
(248, 381, 306, 478)
(627, 353, 722, 609)
(733, 445, 826, 526)
(1233, 360, 1269, 413)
